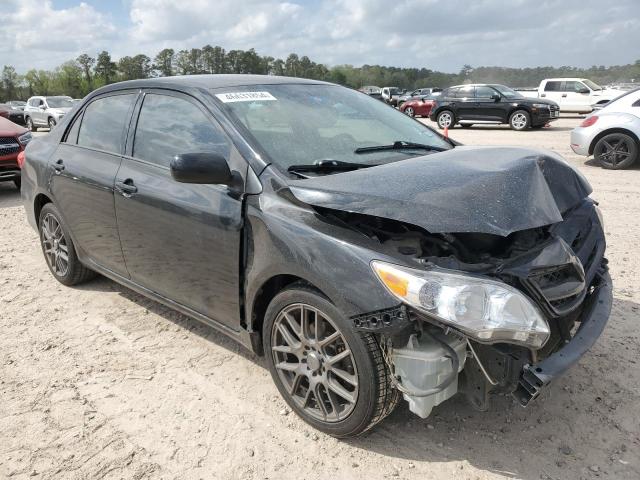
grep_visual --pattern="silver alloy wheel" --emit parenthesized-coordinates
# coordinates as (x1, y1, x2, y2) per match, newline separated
(511, 112, 528, 129)
(597, 137, 632, 168)
(41, 213, 69, 277)
(438, 111, 452, 128)
(271, 303, 359, 422)
(26, 117, 34, 131)
(405, 107, 415, 117)
(48, 118, 56, 129)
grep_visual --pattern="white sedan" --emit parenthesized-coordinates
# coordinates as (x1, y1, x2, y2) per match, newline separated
(570, 88, 640, 169)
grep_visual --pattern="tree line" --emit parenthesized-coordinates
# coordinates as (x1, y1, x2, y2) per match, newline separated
(1, 45, 639, 101)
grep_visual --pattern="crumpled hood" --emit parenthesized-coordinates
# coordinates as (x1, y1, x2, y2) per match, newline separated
(288, 146, 592, 237)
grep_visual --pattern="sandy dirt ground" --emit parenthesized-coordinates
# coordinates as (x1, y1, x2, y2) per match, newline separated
(1, 116, 639, 480)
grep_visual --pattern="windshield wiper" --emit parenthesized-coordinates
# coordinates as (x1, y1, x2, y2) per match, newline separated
(287, 159, 377, 175)
(354, 140, 447, 154)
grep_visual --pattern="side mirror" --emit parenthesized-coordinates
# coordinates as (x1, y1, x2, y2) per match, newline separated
(491, 94, 501, 101)
(39, 105, 46, 110)
(170, 152, 234, 185)
(578, 88, 590, 94)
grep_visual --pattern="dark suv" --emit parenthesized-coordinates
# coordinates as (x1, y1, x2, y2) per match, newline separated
(21, 75, 611, 438)
(430, 84, 560, 130)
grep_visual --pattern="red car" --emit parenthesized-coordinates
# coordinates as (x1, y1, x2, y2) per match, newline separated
(0, 117, 31, 189)
(399, 96, 436, 118)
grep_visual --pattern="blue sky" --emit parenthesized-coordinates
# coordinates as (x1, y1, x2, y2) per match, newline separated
(4, 0, 640, 73)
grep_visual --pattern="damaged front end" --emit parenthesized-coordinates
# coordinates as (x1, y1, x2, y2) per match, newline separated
(327, 198, 611, 418)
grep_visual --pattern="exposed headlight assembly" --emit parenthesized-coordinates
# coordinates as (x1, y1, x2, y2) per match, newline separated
(532, 103, 551, 109)
(371, 261, 550, 348)
(18, 131, 32, 146)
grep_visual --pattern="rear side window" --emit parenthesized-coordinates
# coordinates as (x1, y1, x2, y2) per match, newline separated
(544, 81, 562, 92)
(65, 112, 82, 144)
(133, 94, 229, 168)
(77, 94, 135, 154)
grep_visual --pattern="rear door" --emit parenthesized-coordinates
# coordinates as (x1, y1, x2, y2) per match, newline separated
(114, 90, 245, 329)
(49, 92, 136, 277)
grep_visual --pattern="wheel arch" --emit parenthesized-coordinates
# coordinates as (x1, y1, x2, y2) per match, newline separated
(588, 128, 640, 155)
(34, 193, 53, 223)
(249, 274, 328, 356)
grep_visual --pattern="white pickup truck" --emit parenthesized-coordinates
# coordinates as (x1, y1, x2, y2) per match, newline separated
(519, 78, 624, 113)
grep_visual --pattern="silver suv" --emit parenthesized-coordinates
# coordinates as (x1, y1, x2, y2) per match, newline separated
(24, 96, 74, 131)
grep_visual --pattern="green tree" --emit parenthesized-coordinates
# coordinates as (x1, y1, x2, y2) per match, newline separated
(154, 48, 174, 77)
(95, 51, 117, 85)
(1, 65, 19, 100)
(76, 54, 95, 90)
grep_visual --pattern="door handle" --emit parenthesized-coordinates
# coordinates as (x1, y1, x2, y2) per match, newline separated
(562, 94, 567, 98)
(115, 179, 138, 196)
(53, 159, 65, 173)
(540, 94, 546, 97)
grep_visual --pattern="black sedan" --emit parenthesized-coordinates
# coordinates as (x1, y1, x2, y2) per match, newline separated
(429, 84, 560, 130)
(21, 75, 611, 437)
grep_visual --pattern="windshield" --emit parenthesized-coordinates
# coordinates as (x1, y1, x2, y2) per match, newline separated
(46, 97, 74, 108)
(492, 85, 523, 99)
(216, 84, 452, 174)
(583, 79, 602, 91)
(388, 87, 401, 95)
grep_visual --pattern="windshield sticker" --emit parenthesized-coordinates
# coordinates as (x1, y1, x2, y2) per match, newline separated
(215, 91, 277, 103)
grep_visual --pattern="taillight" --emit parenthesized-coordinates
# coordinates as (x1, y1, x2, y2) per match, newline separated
(580, 116, 598, 127)
(17, 151, 25, 169)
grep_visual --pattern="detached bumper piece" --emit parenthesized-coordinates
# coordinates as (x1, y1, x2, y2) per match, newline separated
(514, 268, 612, 406)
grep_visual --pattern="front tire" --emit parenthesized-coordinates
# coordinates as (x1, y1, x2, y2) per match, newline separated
(263, 286, 400, 437)
(26, 117, 36, 132)
(39, 203, 96, 286)
(594, 133, 638, 170)
(48, 117, 56, 130)
(509, 110, 530, 130)
(13, 178, 21, 190)
(436, 110, 455, 129)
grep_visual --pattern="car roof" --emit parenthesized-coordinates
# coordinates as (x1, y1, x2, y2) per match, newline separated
(97, 74, 331, 93)
(446, 84, 505, 89)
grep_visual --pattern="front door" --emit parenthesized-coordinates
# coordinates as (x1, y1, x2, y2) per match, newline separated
(563, 81, 592, 112)
(472, 86, 505, 121)
(454, 85, 476, 120)
(114, 91, 245, 329)
(48, 92, 136, 277)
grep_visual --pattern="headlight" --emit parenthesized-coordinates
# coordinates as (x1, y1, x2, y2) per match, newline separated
(18, 131, 32, 146)
(371, 261, 550, 348)
(532, 103, 550, 109)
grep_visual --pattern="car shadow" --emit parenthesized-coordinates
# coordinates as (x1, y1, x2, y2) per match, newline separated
(0, 183, 22, 208)
(584, 157, 640, 170)
(72, 275, 262, 365)
(72, 275, 637, 480)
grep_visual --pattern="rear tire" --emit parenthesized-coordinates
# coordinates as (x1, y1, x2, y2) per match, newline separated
(594, 133, 638, 170)
(39, 203, 96, 286)
(263, 285, 400, 437)
(509, 110, 530, 130)
(436, 110, 455, 130)
(13, 178, 21, 190)
(404, 106, 415, 117)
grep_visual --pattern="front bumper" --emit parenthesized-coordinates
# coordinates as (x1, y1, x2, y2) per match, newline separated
(513, 268, 612, 406)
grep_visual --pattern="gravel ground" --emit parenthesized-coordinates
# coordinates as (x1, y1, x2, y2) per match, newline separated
(1, 117, 639, 480)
